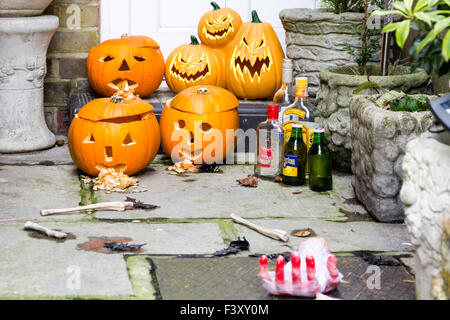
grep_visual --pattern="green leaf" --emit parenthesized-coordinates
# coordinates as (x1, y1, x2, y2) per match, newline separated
(395, 20, 411, 49)
(371, 9, 404, 17)
(417, 17, 450, 52)
(392, 1, 412, 15)
(404, 0, 414, 11)
(414, 0, 432, 12)
(382, 21, 402, 33)
(443, 30, 450, 62)
(414, 12, 434, 26)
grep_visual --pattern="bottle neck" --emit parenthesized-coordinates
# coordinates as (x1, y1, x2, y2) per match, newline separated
(291, 127, 302, 139)
(314, 133, 325, 144)
(295, 85, 307, 99)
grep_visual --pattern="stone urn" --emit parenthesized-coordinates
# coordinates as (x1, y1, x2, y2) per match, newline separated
(279, 8, 380, 99)
(400, 131, 450, 299)
(0, 15, 58, 153)
(350, 93, 434, 222)
(0, 0, 54, 16)
(316, 65, 429, 172)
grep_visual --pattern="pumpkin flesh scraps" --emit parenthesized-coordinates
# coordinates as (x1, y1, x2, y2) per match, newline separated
(82, 166, 147, 193)
(167, 159, 199, 174)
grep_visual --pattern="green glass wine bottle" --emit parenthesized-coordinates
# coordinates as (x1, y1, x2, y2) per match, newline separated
(282, 123, 307, 186)
(309, 128, 332, 191)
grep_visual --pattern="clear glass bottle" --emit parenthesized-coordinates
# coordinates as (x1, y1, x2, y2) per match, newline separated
(254, 104, 284, 179)
(309, 128, 332, 192)
(282, 123, 307, 186)
(273, 58, 294, 125)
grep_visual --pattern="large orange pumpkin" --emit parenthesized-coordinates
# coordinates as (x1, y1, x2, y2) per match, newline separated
(226, 10, 284, 100)
(87, 35, 165, 97)
(68, 86, 161, 176)
(160, 85, 240, 164)
(197, 2, 242, 49)
(165, 35, 226, 94)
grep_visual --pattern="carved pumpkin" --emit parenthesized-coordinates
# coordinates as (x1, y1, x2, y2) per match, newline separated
(87, 35, 165, 97)
(226, 10, 284, 99)
(165, 35, 226, 94)
(160, 85, 240, 164)
(68, 84, 161, 176)
(197, 2, 242, 48)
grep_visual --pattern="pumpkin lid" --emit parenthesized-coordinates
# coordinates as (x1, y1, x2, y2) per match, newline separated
(167, 85, 239, 114)
(77, 97, 154, 121)
(100, 34, 160, 49)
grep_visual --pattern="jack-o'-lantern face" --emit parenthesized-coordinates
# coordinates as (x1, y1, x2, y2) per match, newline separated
(87, 35, 165, 97)
(197, 2, 242, 48)
(170, 52, 210, 83)
(68, 87, 161, 176)
(231, 34, 271, 83)
(225, 10, 284, 100)
(165, 36, 226, 94)
(160, 86, 240, 164)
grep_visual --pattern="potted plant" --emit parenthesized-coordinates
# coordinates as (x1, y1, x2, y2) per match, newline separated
(279, 0, 382, 100)
(315, 0, 429, 172)
(371, 0, 450, 300)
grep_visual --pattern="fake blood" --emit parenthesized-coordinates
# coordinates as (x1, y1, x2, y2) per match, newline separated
(275, 255, 285, 284)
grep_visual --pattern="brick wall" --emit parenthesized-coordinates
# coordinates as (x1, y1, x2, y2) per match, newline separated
(43, 0, 100, 135)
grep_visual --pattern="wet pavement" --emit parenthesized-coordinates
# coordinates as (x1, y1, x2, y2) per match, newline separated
(0, 145, 415, 299)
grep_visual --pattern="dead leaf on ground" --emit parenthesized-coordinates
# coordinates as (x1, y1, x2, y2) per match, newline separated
(292, 229, 311, 237)
(237, 174, 258, 187)
(274, 175, 283, 183)
(292, 191, 302, 195)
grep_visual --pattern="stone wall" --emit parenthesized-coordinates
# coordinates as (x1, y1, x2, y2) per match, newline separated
(279, 8, 380, 101)
(350, 94, 434, 222)
(400, 131, 450, 299)
(43, 0, 99, 135)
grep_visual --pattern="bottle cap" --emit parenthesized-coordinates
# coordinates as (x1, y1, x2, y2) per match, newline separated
(267, 104, 279, 119)
(292, 123, 303, 128)
(314, 127, 325, 133)
(282, 58, 293, 68)
(296, 77, 308, 87)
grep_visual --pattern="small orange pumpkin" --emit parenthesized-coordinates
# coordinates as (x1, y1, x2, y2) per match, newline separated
(165, 35, 226, 94)
(197, 2, 242, 48)
(160, 85, 240, 164)
(226, 10, 284, 99)
(87, 35, 165, 97)
(68, 84, 161, 176)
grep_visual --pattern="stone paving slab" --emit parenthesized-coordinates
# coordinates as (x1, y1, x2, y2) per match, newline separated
(150, 256, 415, 300)
(0, 165, 82, 222)
(0, 220, 224, 298)
(94, 165, 347, 221)
(235, 219, 412, 254)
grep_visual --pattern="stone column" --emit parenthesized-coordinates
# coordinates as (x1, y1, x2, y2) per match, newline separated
(400, 131, 450, 299)
(0, 15, 58, 153)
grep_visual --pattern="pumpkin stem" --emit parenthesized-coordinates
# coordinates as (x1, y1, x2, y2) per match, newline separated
(251, 10, 262, 23)
(121, 33, 128, 38)
(210, 2, 220, 10)
(190, 35, 200, 45)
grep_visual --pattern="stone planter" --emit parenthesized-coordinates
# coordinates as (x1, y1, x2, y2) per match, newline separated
(317, 65, 429, 172)
(400, 131, 450, 299)
(279, 8, 380, 99)
(350, 94, 434, 222)
(0, 0, 54, 16)
(0, 15, 58, 153)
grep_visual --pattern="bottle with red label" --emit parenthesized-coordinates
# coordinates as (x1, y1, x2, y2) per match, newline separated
(254, 104, 284, 179)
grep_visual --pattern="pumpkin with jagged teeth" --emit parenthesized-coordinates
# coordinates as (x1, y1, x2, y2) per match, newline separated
(226, 10, 284, 99)
(165, 36, 226, 94)
(198, 2, 242, 48)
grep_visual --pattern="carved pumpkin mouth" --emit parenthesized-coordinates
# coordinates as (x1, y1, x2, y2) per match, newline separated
(205, 22, 233, 40)
(108, 78, 138, 91)
(170, 64, 210, 82)
(234, 55, 270, 78)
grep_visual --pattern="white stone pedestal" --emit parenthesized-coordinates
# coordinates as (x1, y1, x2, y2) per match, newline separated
(0, 15, 58, 153)
(400, 131, 450, 299)
(0, 0, 54, 17)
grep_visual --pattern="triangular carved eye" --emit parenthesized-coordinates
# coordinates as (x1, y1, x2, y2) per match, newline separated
(122, 133, 136, 146)
(83, 134, 95, 143)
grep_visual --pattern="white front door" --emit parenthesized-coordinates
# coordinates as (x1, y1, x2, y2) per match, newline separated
(100, 0, 319, 59)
